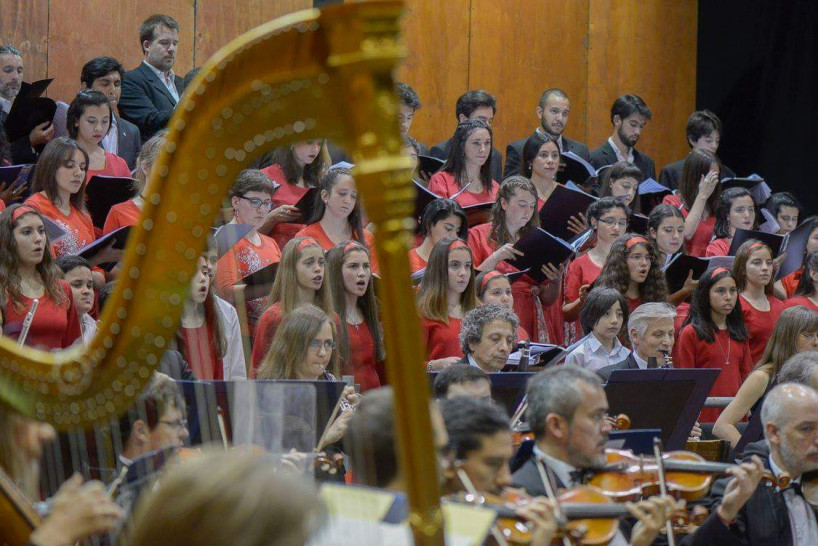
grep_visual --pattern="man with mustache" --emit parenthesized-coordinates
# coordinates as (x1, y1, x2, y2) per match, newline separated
(503, 88, 591, 178)
(684, 383, 818, 545)
(119, 14, 186, 141)
(589, 94, 655, 181)
(456, 304, 518, 373)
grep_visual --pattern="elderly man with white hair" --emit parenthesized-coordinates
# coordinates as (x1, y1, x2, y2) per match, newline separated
(596, 302, 676, 382)
(684, 383, 818, 545)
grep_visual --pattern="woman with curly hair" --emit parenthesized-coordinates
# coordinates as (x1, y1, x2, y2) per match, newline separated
(0, 204, 81, 349)
(596, 233, 668, 316)
(468, 176, 561, 343)
(705, 187, 757, 257)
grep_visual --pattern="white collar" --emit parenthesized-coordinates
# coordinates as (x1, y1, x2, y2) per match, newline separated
(631, 350, 649, 369)
(0, 96, 12, 114)
(533, 445, 577, 487)
(142, 60, 175, 83)
(587, 333, 623, 355)
(769, 451, 801, 484)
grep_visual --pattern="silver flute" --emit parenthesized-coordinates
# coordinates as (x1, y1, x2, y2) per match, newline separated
(18, 298, 39, 346)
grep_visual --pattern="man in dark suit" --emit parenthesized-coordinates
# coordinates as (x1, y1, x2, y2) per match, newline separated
(456, 304, 518, 373)
(683, 383, 818, 545)
(53, 56, 142, 169)
(589, 94, 655, 181)
(658, 110, 735, 191)
(119, 14, 185, 141)
(503, 88, 591, 178)
(430, 89, 503, 181)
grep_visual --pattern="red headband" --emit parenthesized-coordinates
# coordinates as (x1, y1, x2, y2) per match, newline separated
(748, 241, 768, 253)
(625, 236, 650, 250)
(12, 205, 37, 223)
(479, 271, 503, 293)
(448, 239, 468, 252)
(344, 240, 364, 253)
(712, 267, 731, 277)
(297, 237, 319, 252)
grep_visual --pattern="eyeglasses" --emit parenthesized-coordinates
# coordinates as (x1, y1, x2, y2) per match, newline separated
(159, 418, 188, 430)
(627, 253, 654, 264)
(598, 218, 628, 228)
(799, 332, 818, 342)
(308, 340, 337, 352)
(239, 196, 274, 210)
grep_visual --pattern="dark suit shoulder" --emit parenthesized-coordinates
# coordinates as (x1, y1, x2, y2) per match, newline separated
(429, 139, 451, 160)
(563, 137, 591, 161)
(658, 158, 686, 191)
(511, 457, 547, 497)
(589, 142, 615, 169)
(596, 354, 637, 382)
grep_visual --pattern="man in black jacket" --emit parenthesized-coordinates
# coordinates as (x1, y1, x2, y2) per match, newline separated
(503, 88, 590, 178)
(589, 94, 655, 181)
(119, 14, 186, 141)
(683, 383, 818, 545)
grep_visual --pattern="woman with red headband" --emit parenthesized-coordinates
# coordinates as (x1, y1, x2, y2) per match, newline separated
(596, 233, 669, 314)
(733, 239, 785, 364)
(0, 204, 81, 349)
(475, 270, 529, 342)
(676, 267, 753, 422)
(250, 236, 334, 376)
(468, 176, 561, 344)
(417, 238, 477, 371)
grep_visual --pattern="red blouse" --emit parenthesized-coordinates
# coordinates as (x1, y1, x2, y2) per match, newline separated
(781, 270, 802, 298)
(25, 193, 96, 258)
(428, 171, 498, 209)
(705, 238, 731, 258)
(345, 321, 381, 392)
(676, 325, 754, 422)
(421, 317, 464, 361)
(663, 194, 716, 258)
(563, 252, 604, 344)
(103, 200, 141, 235)
(295, 222, 380, 274)
(181, 321, 224, 380)
(262, 164, 310, 250)
(85, 152, 131, 182)
(408, 247, 427, 273)
(2, 281, 82, 350)
(784, 296, 818, 313)
(740, 294, 785, 365)
(251, 301, 283, 377)
(626, 297, 643, 313)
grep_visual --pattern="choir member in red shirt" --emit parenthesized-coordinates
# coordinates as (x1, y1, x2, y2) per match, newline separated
(662, 149, 721, 257)
(733, 240, 785, 364)
(428, 119, 498, 209)
(785, 250, 818, 312)
(469, 176, 561, 343)
(0, 204, 82, 350)
(326, 241, 385, 391)
(103, 131, 165, 235)
(296, 168, 379, 274)
(66, 90, 130, 182)
(676, 267, 754, 422)
(417, 238, 478, 370)
(713, 305, 818, 447)
(775, 219, 818, 299)
(410, 198, 467, 273)
(563, 197, 628, 343)
(251, 236, 334, 375)
(214, 169, 281, 332)
(260, 140, 327, 249)
(705, 188, 756, 257)
(598, 161, 643, 215)
(25, 138, 118, 288)
(475, 270, 529, 342)
(648, 204, 697, 306)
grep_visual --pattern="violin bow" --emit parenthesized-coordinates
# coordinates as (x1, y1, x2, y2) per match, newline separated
(534, 456, 571, 546)
(315, 390, 346, 453)
(509, 396, 528, 429)
(216, 407, 229, 451)
(652, 438, 677, 546)
(455, 466, 510, 546)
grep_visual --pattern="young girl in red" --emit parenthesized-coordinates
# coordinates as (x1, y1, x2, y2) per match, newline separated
(468, 176, 561, 343)
(733, 240, 785, 364)
(66, 90, 130, 182)
(598, 161, 643, 215)
(705, 187, 756, 257)
(428, 119, 498, 209)
(0, 204, 81, 350)
(677, 267, 753, 422)
(475, 270, 529, 342)
(410, 198, 467, 273)
(596, 234, 669, 314)
(417, 238, 477, 370)
(296, 168, 379, 273)
(785, 250, 818, 313)
(250, 236, 334, 375)
(326, 241, 386, 391)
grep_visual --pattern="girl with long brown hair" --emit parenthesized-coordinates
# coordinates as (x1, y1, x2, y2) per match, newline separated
(596, 233, 669, 313)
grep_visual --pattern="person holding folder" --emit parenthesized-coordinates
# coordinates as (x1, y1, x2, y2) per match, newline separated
(66, 90, 131, 182)
(428, 119, 498, 210)
(410, 198, 467, 273)
(785, 250, 818, 313)
(468, 177, 561, 343)
(476, 270, 529, 342)
(705, 188, 757, 257)
(662, 149, 721, 257)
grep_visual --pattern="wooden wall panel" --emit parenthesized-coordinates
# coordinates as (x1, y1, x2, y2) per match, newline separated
(194, 0, 312, 64)
(0, 0, 49, 81)
(468, 0, 590, 158)
(395, 0, 471, 150)
(587, 0, 698, 172)
(47, 2, 195, 103)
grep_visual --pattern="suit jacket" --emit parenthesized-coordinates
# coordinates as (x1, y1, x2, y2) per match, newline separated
(589, 140, 656, 182)
(119, 62, 186, 141)
(596, 352, 640, 382)
(429, 137, 503, 182)
(682, 440, 794, 546)
(157, 350, 195, 381)
(659, 156, 736, 191)
(53, 102, 142, 169)
(503, 133, 591, 178)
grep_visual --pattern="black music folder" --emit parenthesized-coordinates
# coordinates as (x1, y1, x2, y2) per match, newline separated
(721, 175, 771, 204)
(294, 187, 319, 223)
(727, 228, 785, 257)
(414, 179, 440, 226)
(211, 223, 254, 260)
(508, 227, 575, 283)
(0, 164, 34, 199)
(3, 78, 56, 141)
(662, 254, 735, 294)
(538, 183, 597, 241)
(85, 175, 135, 229)
(628, 213, 649, 235)
(557, 151, 602, 186)
(638, 178, 673, 214)
(463, 201, 493, 227)
(240, 261, 279, 301)
(775, 219, 814, 279)
(418, 155, 445, 177)
(79, 226, 130, 270)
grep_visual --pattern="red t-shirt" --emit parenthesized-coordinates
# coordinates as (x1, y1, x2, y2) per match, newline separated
(677, 325, 754, 422)
(705, 237, 731, 258)
(262, 164, 310, 250)
(563, 252, 604, 343)
(408, 247, 427, 273)
(181, 321, 224, 380)
(0, 199, 5, 212)
(663, 194, 716, 258)
(428, 171, 498, 208)
(85, 152, 131, 182)
(295, 222, 380, 274)
(103, 199, 141, 235)
(25, 193, 96, 258)
(781, 271, 802, 298)
(251, 301, 283, 376)
(740, 294, 785, 365)
(2, 281, 82, 350)
(345, 321, 381, 392)
(784, 296, 818, 313)
(626, 297, 643, 313)
(421, 317, 464, 361)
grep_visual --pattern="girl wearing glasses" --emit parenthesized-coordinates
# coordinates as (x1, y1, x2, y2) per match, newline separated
(676, 267, 753, 422)
(785, 250, 818, 313)
(596, 234, 669, 314)
(214, 169, 282, 332)
(705, 187, 757, 257)
(261, 140, 328, 249)
(103, 132, 165, 235)
(411, 198, 468, 274)
(66, 90, 130, 182)
(733, 240, 785, 364)
(418, 238, 478, 371)
(326, 241, 385, 391)
(251, 236, 334, 376)
(714, 306, 818, 447)
(562, 197, 629, 343)
(598, 161, 643, 215)
(296, 168, 379, 274)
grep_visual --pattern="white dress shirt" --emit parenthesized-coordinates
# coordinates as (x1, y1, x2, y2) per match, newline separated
(0, 97, 11, 114)
(564, 333, 631, 371)
(608, 137, 634, 164)
(100, 114, 119, 156)
(769, 454, 818, 545)
(142, 60, 179, 103)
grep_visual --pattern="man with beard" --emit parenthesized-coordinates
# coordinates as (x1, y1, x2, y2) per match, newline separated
(684, 383, 818, 545)
(503, 88, 591, 178)
(119, 14, 186, 141)
(589, 94, 655, 181)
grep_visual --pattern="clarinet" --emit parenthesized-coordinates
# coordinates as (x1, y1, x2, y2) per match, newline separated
(518, 339, 531, 372)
